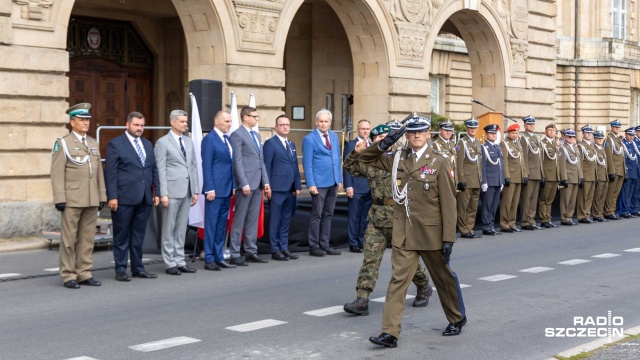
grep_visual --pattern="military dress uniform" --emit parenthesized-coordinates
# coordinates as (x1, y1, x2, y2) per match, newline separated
(558, 130, 583, 225)
(500, 126, 528, 232)
(480, 124, 504, 235)
(50, 104, 107, 287)
(604, 120, 626, 219)
(519, 116, 544, 229)
(539, 130, 560, 227)
(620, 128, 640, 217)
(577, 126, 597, 223)
(433, 121, 457, 183)
(631, 127, 640, 215)
(591, 131, 609, 221)
(456, 119, 482, 238)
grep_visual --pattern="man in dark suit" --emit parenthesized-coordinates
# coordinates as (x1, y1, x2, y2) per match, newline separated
(263, 115, 301, 261)
(229, 106, 271, 265)
(154, 110, 199, 275)
(343, 119, 372, 253)
(201, 111, 236, 271)
(105, 112, 160, 282)
(302, 109, 343, 257)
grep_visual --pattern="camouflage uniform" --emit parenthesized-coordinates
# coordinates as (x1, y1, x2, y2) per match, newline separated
(343, 149, 430, 299)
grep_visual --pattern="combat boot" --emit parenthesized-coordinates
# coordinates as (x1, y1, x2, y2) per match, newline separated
(412, 285, 433, 307)
(344, 297, 369, 316)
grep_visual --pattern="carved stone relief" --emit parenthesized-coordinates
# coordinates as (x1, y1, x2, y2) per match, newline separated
(232, 0, 284, 53)
(13, 0, 53, 21)
(509, 0, 528, 40)
(386, 0, 434, 67)
(511, 38, 528, 76)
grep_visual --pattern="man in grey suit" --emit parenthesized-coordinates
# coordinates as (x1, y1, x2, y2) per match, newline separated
(154, 110, 199, 275)
(229, 106, 272, 265)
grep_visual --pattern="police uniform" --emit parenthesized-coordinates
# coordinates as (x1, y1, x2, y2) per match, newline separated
(50, 103, 107, 288)
(577, 125, 597, 223)
(604, 120, 626, 219)
(519, 116, 544, 229)
(361, 116, 465, 346)
(500, 124, 528, 232)
(480, 124, 504, 235)
(456, 118, 482, 238)
(558, 129, 583, 225)
(620, 128, 640, 217)
(591, 131, 609, 221)
(631, 126, 640, 216)
(538, 124, 560, 227)
(343, 124, 431, 316)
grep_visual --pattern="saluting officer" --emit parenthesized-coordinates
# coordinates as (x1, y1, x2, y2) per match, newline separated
(538, 123, 560, 228)
(480, 124, 504, 235)
(591, 131, 609, 222)
(558, 129, 583, 225)
(604, 120, 625, 220)
(50, 103, 106, 289)
(360, 116, 466, 348)
(632, 126, 640, 216)
(456, 118, 483, 238)
(620, 127, 640, 218)
(519, 116, 544, 230)
(577, 125, 597, 223)
(500, 123, 528, 232)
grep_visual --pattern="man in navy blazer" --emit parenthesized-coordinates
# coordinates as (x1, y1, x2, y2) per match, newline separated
(343, 119, 372, 253)
(302, 109, 343, 257)
(201, 111, 236, 271)
(263, 115, 301, 261)
(105, 112, 160, 282)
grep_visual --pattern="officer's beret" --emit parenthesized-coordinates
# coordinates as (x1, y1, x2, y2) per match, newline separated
(465, 118, 479, 128)
(593, 131, 605, 139)
(522, 115, 535, 124)
(66, 103, 92, 119)
(625, 127, 636, 135)
(369, 124, 391, 141)
(405, 116, 431, 131)
(564, 129, 576, 137)
(483, 124, 499, 133)
(581, 125, 593, 133)
(507, 123, 520, 132)
(439, 121, 454, 131)
(610, 119, 622, 127)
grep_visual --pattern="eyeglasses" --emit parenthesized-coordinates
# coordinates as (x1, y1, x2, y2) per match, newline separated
(406, 129, 428, 134)
(247, 114, 259, 119)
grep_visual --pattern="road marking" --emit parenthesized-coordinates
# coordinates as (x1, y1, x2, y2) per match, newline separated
(433, 284, 471, 290)
(479, 274, 518, 282)
(591, 253, 621, 258)
(0, 273, 21, 278)
(226, 319, 287, 332)
(44, 267, 59, 272)
(129, 336, 201, 352)
(370, 295, 416, 303)
(519, 267, 554, 273)
(558, 259, 591, 265)
(303, 306, 344, 316)
(64, 357, 99, 360)
(624, 248, 640, 252)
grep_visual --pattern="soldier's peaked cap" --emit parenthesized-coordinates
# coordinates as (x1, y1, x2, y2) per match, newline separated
(625, 127, 636, 135)
(483, 124, 499, 133)
(581, 125, 594, 133)
(439, 121, 454, 131)
(564, 129, 576, 137)
(523, 115, 536, 124)
(593, 131, 605, 139)
(465, 118, 479, 128)
(404, 115, 431, 131)
(66, 103, 92, 119)
(610, 119, 622, 127)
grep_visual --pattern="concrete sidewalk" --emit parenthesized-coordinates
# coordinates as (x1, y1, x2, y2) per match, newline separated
(0, 237, 49, 253)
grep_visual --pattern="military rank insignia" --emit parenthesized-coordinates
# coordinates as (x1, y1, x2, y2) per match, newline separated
(420, 166, 437, 175)
(53, 142, 60, 152)
(450, 169, 455, 178)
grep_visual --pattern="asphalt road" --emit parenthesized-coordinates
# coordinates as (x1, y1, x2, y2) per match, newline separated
(1, 218, 639, 360)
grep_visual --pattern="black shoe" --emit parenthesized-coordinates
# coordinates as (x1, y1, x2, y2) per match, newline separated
(205, 262, 221, 271)
(349, 246, 363, 253)
(541, 222, 552, 228)
(500, 228, 514, 233)
(165, 267, 181, 275)
(635, 212, 640, 217)
(482, 230, 496, 236)
(246, 253, 268, 263)
(579, 218, 593, 224)
(369, 333, 398, 348)
(64, 280, 80, 289)
(271, 251, 289, 261)
(561, 221, 573, 226)
(79, 278, 101, 286)
(132, 271, 157, 279)
(522, 225, 536, 231)
(512, 227, 522, 232)
(215, 260, 235, 269)
(413, 285, 433, 308)
(621, 213, 632, 219)
(309, 248, 326, 257)
(595, 217, 608, 222)
(115, 272, 131, 282)
(344, 297, 369, 316)
(533, 224, 544, 230)
(494, 230, 503, 235)
(282, 250, 299, 260)
(461, 232, 482, 239)
(177, 265, 197, 273)
(548, 222, 558, 228)
(229, 257, 248, 266)
(324, 247, 342, 255)
(605, 214, 619, 220)
(443, 317, 467, 336)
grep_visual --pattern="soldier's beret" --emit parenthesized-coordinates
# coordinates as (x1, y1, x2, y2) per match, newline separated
(564, 129, 576, 137)
(439, 121, 454, 131)
(507, 124, 520, 132)
(522, 115, 535, 124)
(66, 103, 92, 119)
(465, 118, 479, 128)
(369, 124, 391, 141)
(581, 125, 593, 133)
(593, 131, 605, 139)
(625, 127, 636, 135)
(610, 119, 622, 127)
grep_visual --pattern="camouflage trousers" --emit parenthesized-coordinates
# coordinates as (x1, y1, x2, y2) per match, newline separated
(355, 223, 430, 299)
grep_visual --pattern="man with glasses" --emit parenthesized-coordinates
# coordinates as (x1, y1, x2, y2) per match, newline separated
(456, 118, 483, 238)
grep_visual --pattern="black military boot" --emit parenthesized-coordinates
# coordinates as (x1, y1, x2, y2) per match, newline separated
(412, 285, 433, 307)
(344, 297, 369, 316)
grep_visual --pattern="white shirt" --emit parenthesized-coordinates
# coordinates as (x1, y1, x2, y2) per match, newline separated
(412, 143, 429, 161)
(125, 131, 146, 158)
(317, 128, 330, 146)
(213, 127, 232, 158)
(170, 130, 185, 150)
(72, 131, 86, 145)
(276, 134, 289, 150)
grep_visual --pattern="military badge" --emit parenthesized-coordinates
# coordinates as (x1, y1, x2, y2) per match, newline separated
(423, 182, 430, 191)
(53, 142, 60, 153)
(419, 174, 426, 180)
(450, 169, 455, 178)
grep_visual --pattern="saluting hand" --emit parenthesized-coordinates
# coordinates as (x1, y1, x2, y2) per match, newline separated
(354, 140, 366, 154)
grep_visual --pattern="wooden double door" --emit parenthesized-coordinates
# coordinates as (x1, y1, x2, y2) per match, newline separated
(68, 58, 153, 154)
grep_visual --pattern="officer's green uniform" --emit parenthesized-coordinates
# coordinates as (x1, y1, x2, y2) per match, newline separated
(577, 138, 597, 221)
(500, 136, 528, 230)
(456, 132, 482, 236)
(604, 130, 626, 216)
(592, 140, 609, 219)
(539, 133, 560, 224)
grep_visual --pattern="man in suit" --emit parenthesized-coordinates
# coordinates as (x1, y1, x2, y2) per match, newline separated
(577, 125, 597, 223)
(480, 124, 504, 235)
(604, 120, 626, 220)
(558, 129, 583, 225)
(302, 109, 343, 257)
(620, 127, 640, 218)
(343, 119, 372, 253)
(50, 103, 106, 289)
(538, 123, 560, 228)
(201, 111, 236, 271)
(592, 131, 609, 222)
(519, 116, 544, 230)
(263, 115, 301, 261)
(456, 118, 483, 238)
(229, 106, 271, 265)
(105, 112, 159, 282)
(154, 110, 199, 275)
(499, 123, 527, 233)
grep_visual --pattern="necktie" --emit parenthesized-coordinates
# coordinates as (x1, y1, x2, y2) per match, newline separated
(179, 136, 186, 159)
(223, 135, 232, 157)
(134, 138, 146, 166)
(81, 137, 86, 147)
(324, 134, 331, 150)
(250, 130, 261, 153)
(285, 140, 293, 159)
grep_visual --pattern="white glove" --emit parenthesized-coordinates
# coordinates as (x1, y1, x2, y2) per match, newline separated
(481, 183, 488, 192)
(500, 185, 504, 192)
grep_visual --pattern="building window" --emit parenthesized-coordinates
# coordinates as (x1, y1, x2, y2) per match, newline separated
(613, 0, 627, 40)
(431, 77, 440, 114)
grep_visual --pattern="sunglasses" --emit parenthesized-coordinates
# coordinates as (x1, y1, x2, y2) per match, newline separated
(406, 129, 428, 134)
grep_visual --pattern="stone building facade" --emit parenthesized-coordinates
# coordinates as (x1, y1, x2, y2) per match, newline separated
(0, 0, 637, 240)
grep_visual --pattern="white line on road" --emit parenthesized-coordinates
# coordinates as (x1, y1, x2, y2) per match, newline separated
(64, 357, 99, 360)
(129, 336, 201, 352)
(558, 259, 591, 265)
(226, 319, 287, 332)
(624, 248, 640, 252)
(303, 306, 345, 316)
(478, 274, 518, 282)
(0, 273, 21, 278)
(519, 267, 554, 273)
(432, 284, 471, 290)
(370, 295, 416, 303)
(591, 253, 621, 258)
(44, 267, 59, 272)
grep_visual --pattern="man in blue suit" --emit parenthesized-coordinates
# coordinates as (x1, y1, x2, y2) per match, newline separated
(343, 119, 372, 253)
(201, 111, 236, 271)
(620, 127, 640, 218)
(105, 112, 160, 282)
(302, 109, 343, 257)
(263, 115, 301, 261)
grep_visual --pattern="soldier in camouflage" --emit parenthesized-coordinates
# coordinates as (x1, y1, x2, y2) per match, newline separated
(343, 124, 432, 316)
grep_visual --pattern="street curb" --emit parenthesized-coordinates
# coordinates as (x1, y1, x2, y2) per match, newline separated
(551, 324, 640, 358)
(0, 237, 49, 253)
